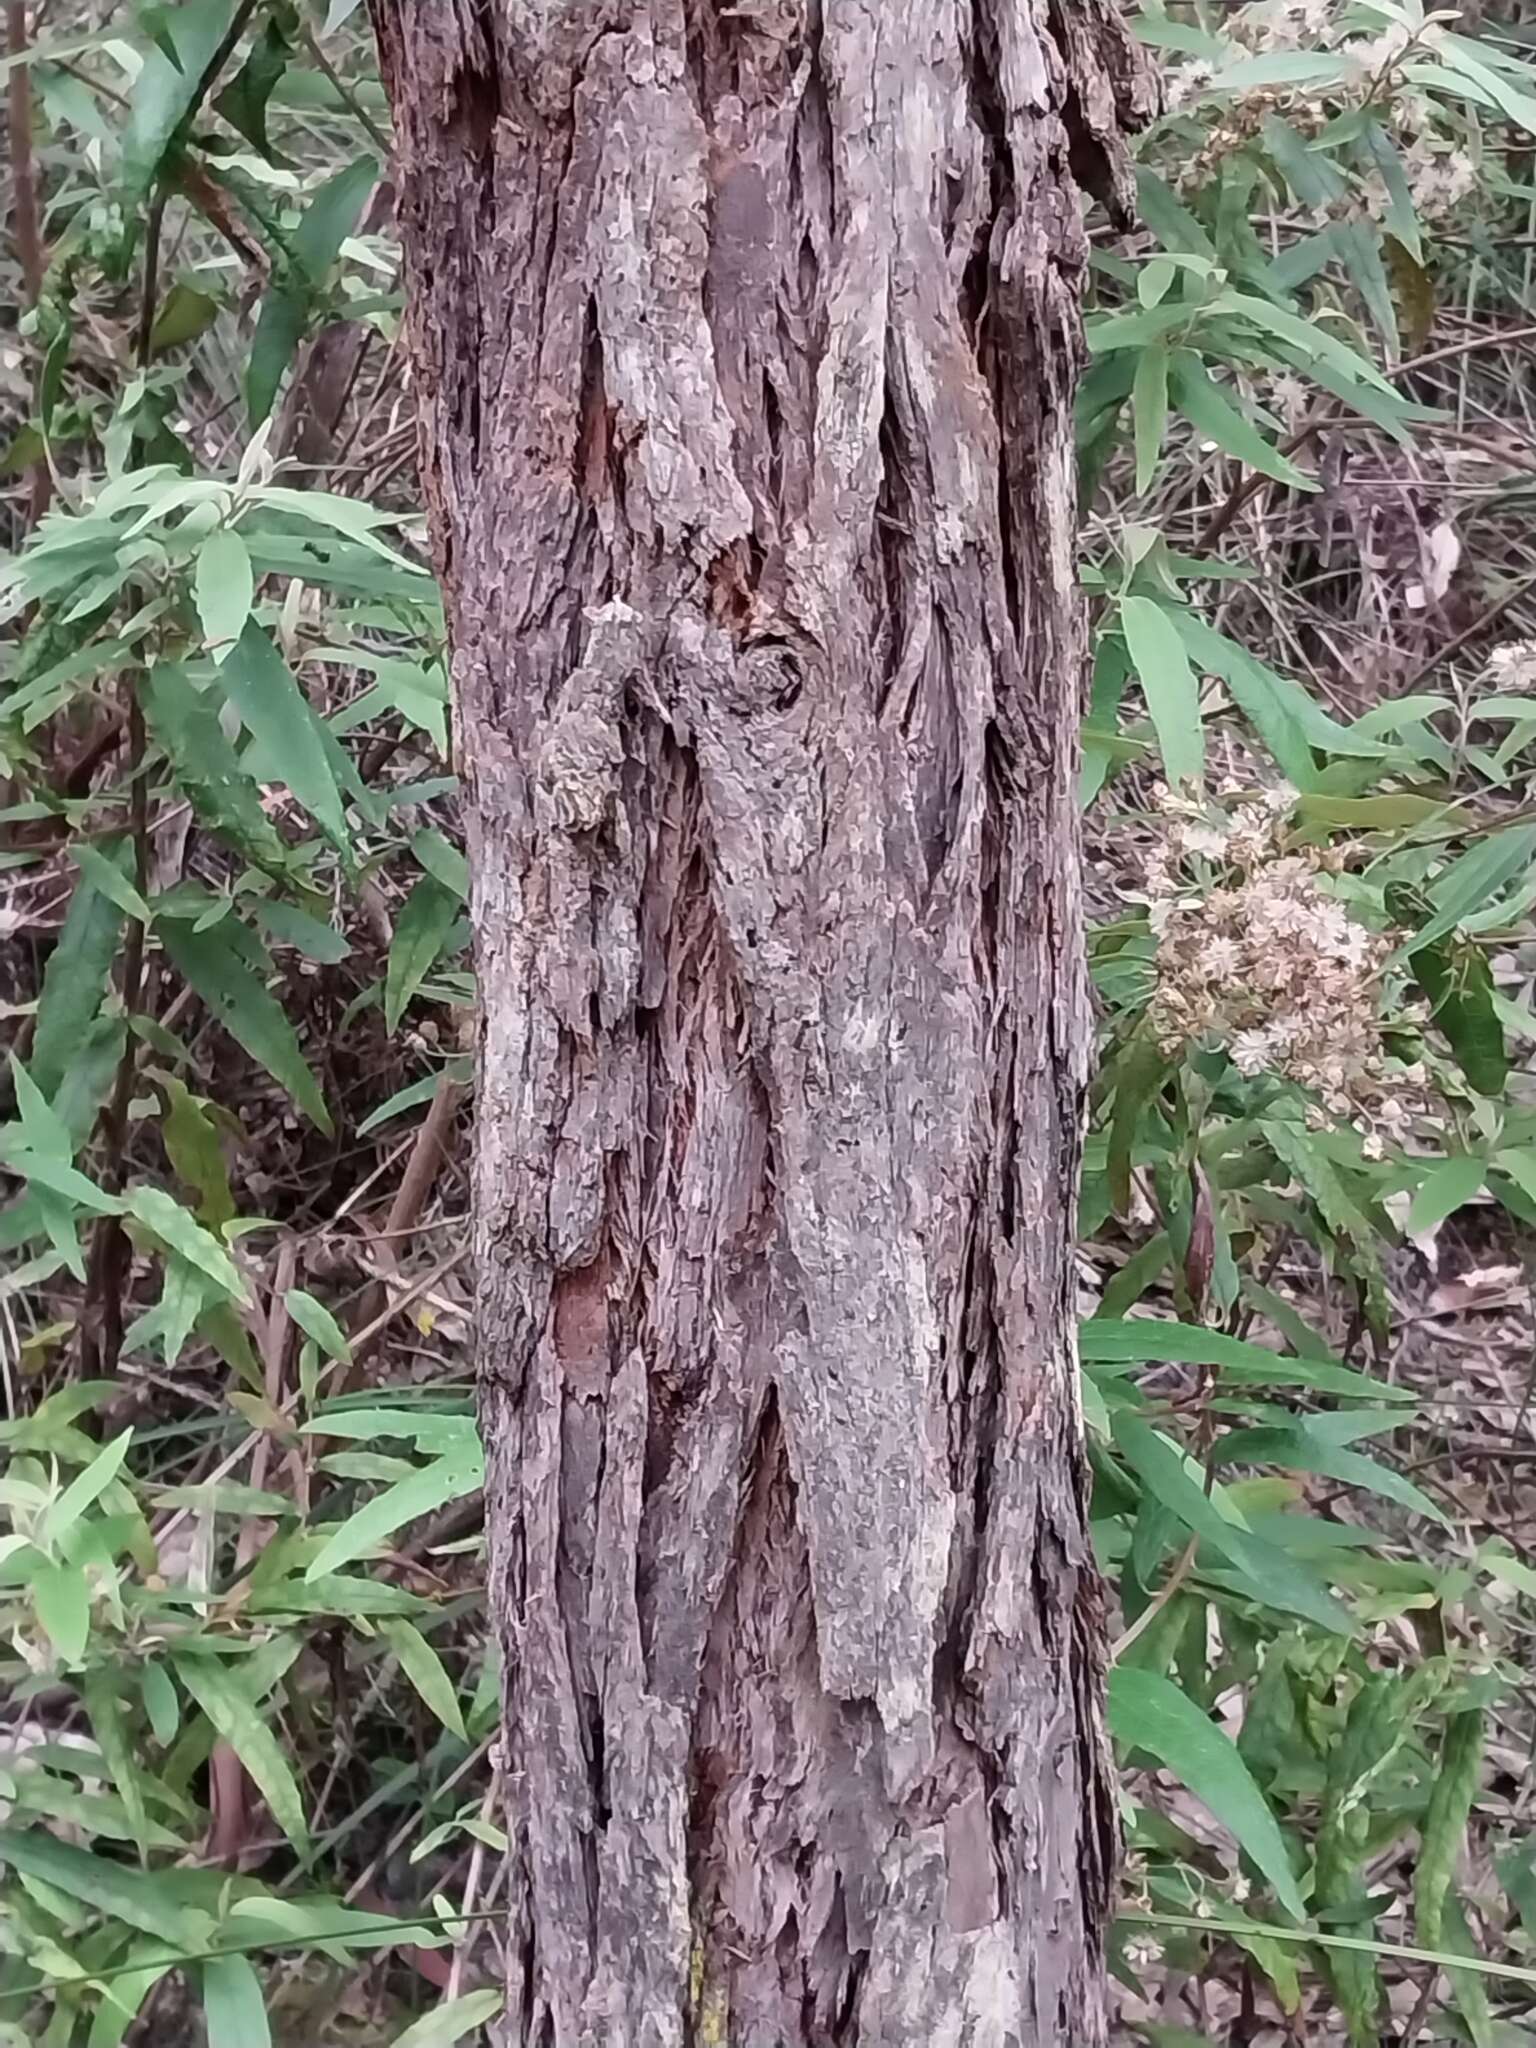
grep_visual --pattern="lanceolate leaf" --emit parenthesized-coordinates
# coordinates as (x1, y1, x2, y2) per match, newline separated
(1169, 350, 1317, 489)
(1407, 1154, 1486, 1237)
(1132, 344, 1168, 496)
(305, 1446, 484, 1581)
(1080, 1317, 1410, 1401)
(171, 1651, 309, 1852)
(1120, 594, 1203, 789)
(158, 916, 333, 1133)
(32, 1559, 90, 1662)
(202, 1953, 272, 2048)
(384, 875, 460, 1033)
(195, 528, 255, 662)
(1109, 1667, 1305, 1918)
(247, 155, 377, 423)
(1113, 1413, 1353, 1634)
(218, 619, 351, 852)
(121, 1, 239, 197)
(391, 1992, 506, 2048)
(1417, 1710, 1484, 1951)
(1413, 941, 1508, 1097)
(143, 660, 290, 873)
(382, 1618, 466, 1740)
(30, 860, 125, 1102)
(125, 1185, 247, 1302)
(0, 1828, 206, 1948)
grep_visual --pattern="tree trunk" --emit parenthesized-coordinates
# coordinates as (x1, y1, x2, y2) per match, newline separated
(369, 4, 1149, 2040)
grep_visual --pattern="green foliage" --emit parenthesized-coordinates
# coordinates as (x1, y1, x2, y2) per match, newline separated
(2, 0, 1535, 2041)
(1088, 1, 1536, 2036)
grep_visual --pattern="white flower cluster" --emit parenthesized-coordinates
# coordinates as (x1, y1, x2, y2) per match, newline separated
(1361, 135, 1478, 221)
(1143, 786, 1424, 1131)
(1166, 0, 1474, 213)
(1486, 641, 1536, 692)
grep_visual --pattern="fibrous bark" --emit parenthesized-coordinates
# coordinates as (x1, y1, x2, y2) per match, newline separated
(369, 3, 1150, 2041)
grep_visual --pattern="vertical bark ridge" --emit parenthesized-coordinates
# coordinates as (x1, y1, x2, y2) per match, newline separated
(369, 1, 1150, 2041)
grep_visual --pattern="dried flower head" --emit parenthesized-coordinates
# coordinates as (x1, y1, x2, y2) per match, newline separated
(1486, 641, 1536, 693)
(1142, 785, 1422, 1127)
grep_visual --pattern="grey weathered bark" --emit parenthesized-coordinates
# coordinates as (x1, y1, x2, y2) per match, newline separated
(369, 4, 1150, 2041)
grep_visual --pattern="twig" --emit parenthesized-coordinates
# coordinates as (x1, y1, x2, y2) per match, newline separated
(6, 4, 43, 301)
(341, 1073, 463, 1392)
(1112, 1536, 1199, 1660)
(7, 0, 49, 525)
(301, 23, 390, 156)
(82, 691, 150, 1377)
(445, 1763, 502, 2002)
(1197, 323, 1536, 554)
(133, 190, 168, 369)
(1402, 569, 1536, 691)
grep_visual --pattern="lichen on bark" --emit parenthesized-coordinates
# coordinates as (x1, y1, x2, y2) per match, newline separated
(369, 1, 1152, 2040)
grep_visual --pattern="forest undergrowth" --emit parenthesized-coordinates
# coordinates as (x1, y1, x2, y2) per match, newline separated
(5, 2, 1536, 2043)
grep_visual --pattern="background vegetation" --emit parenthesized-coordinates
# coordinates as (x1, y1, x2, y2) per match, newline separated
(4, 2, 1536, 2042)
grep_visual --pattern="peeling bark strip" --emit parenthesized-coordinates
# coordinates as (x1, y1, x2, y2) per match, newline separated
(369, 3, 1150, 2040)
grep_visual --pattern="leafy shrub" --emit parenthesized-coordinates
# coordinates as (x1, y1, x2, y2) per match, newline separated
(2, 0, 1536, 2042)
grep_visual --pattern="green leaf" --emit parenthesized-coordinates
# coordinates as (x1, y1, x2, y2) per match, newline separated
(246, 156, 376, 424)
(1336, 220, 1398, 355)
(1080, 1317, 1409, 1400)
(357, 1064, 470, 1136)
(1216, 1427, 1448, 1526)
(121, 1, 239, 197)
(391, 1991, 505, 2048)
(82, 1665, 151, 1856)
(1210, 49, 1346, 87)
(161, 1076, 236, 1229)
(125, 1186, 246, 1301)
(212, 10, 291, 158)
(0, 1828, 206, 1948)
(1412, 942, 1508, 1097)
(142, 660, 290, 874)
(1120, 595, 1203, 788)
(219, 620, 350, 853)
(292, 154, 379, 285)
(1174, 611, 1382, 781)
(195, 529, 255, 663)
(40, 1428, 132, 1548)
(149, 281, 222, 355)
(1112, 1413, 1353, 1634)
(285, 1288, 352, 1367)
(1417, 1710, 1484, 1952)
(170, 1651, 309, 1851)
(1106, 1030, 1165, 1216)
(305, 1447, 483, 1581)
(69, 839, 149, 928)
(1169, 351, 1316, 490)
(30, 863, 125, 1102)
(301, 1408, 477, 1452)
(32, 1559, 90, 1662)
(382, 1619, 466, 1740)
(411, 828, 470, 902)
(385, 876, 460, 1034)
(86, 1942, 176, 2048)
(158, 917, 333, 1133)
(1408, 1155, 1486, 1236)
(247, 282, 310, 430)
(252, 899, 352, 962)
(202, 1953, 272, 2048)
(1404, 825, 1536, 957)
(1108, 1668, 1304, 1918)
(141, 1661, 180, 1747)
(1132, 344, 1168, 496)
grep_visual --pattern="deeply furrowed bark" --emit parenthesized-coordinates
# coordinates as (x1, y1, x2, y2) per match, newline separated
(368, 3, 1150, 2040)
